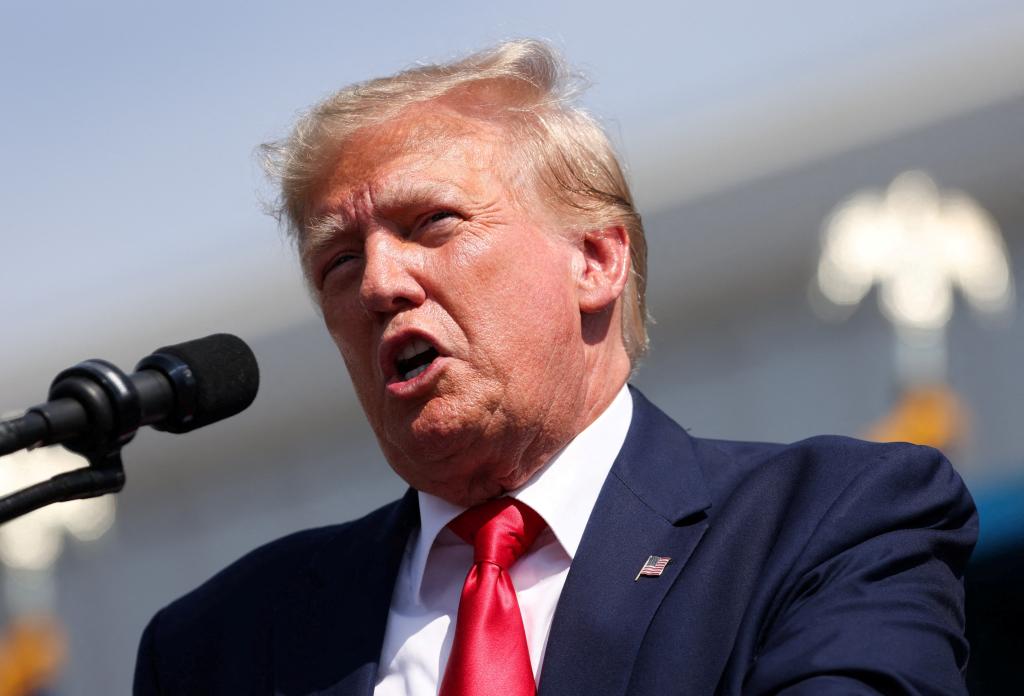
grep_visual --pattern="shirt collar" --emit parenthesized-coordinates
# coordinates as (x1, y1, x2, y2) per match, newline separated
(410, 383, 633, 599)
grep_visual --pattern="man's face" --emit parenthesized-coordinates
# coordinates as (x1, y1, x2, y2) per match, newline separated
(305, 106, 593, 505)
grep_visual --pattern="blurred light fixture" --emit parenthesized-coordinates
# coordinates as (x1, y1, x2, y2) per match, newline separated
(0, 445, 115, 571)
(816, 170, 1013, 329)
(814, 170, 1014, 383)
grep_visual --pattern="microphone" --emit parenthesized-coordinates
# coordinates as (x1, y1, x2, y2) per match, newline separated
(0, 334, 259, 459)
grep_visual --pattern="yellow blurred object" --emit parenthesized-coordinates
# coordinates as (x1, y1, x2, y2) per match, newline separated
(0, 617, 66, 696)
(864, 384, 969, 451)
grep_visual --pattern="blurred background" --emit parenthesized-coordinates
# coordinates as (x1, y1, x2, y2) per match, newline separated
(1, 1, 1021, 693)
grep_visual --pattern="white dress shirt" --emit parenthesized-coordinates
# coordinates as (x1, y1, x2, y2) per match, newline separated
(374, 384, 633, 695)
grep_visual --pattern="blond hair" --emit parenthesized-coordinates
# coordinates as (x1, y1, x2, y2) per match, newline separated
(261, 39, 649, 364)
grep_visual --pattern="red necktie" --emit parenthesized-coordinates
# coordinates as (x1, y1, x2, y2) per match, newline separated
(439, 497, 546, 696)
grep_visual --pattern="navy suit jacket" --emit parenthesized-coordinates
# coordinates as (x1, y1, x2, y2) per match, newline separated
(134, 388, 977, 695)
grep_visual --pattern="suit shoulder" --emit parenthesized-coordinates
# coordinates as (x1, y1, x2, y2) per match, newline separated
(136, 495, 415, 693)
(699, 432, 934, 468)
(692, 432, 964, 509)
(628, 389, 964, 514)
(149, 495, 409, 640)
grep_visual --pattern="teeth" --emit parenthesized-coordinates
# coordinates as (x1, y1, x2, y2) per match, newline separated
(405, 364, 429, 380)
(397, 338, 432, 361)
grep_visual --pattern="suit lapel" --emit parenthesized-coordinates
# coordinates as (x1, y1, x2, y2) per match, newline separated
(272, 489, 419, 696)
(538, 388, 711, 696)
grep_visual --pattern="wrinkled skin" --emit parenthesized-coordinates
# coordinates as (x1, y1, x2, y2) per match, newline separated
(305, 102, 632, 506)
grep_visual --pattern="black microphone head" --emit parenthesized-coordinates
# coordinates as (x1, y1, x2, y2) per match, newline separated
(136, 333, 259, 434)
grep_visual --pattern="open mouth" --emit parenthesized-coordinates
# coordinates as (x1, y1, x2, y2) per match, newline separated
(394, 338, 440, 382)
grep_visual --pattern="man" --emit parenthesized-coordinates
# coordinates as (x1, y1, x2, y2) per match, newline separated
(134, 41, 976, 695)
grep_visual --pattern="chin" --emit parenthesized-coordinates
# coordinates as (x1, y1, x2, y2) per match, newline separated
(389, 385, 490, 444)
(374, 382, 529, 497)
(384, 446, 497, 504)
(400, 460, 517, 507)
(380, 423, 516, 503)
(387, 416, 480, 465)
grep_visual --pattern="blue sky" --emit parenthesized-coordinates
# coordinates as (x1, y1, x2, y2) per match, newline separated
(1, 0, 1019, 392)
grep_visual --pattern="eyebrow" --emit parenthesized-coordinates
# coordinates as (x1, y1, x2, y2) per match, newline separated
(302, 177, 470, 263)
(374, 177, 467, 212)
(301, 211, 352, 269)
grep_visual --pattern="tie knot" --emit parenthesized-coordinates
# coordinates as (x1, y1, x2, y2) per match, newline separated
(448, 498, 546, 570)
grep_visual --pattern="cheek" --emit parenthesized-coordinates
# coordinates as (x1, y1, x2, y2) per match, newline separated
(465, 260, 578, 364)
(322, 300, 375, 374)
(451, 227, 575, 303)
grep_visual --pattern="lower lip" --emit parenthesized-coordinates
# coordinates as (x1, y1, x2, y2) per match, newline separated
(386, 356, 448, 398)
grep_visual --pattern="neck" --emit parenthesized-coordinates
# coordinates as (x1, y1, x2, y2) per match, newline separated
(483, 342, 631, 502)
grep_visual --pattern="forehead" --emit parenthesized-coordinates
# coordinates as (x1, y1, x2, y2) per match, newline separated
(311, 105, 507, 215)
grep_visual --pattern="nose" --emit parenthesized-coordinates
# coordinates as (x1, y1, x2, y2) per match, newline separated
(358, 230, 426, 315)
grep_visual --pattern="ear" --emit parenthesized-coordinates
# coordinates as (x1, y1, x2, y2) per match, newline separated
(576, 225, 630, 314)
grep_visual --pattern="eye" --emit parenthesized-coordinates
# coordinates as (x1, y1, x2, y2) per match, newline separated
(410, 210, 460, 245)
(320, 252, 360, 284)
(422, 210, 457, 227)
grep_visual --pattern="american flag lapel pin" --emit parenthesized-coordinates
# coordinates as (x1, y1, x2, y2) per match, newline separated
(634, 555, 671, 581)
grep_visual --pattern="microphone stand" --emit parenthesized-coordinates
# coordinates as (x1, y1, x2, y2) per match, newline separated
(0, 359, 139, 524)
(0, 451, 124, 524)
(0, 332, 259, 524)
